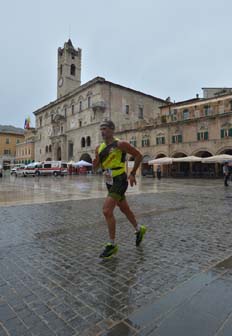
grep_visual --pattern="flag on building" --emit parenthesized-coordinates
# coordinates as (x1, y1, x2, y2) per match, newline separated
(24, 116, 30, 129)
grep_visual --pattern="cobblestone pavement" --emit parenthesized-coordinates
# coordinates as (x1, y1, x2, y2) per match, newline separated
(0, 176, 231, 335)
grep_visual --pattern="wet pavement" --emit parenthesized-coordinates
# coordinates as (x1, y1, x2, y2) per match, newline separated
(0, 175, 232, 335)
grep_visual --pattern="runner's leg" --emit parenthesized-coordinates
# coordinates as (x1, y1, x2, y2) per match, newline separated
(117, 198, 138, 230)
(102, 196, 117, 240)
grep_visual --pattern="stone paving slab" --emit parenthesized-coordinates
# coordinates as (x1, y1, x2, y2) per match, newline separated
(0, 178, 232, 335)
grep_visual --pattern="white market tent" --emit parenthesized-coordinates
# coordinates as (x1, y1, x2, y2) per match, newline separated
(73, 160, 93, 167)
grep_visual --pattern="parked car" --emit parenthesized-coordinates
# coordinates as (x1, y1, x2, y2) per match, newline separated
(11, 164, 25, 175)
(21, 161, 68, 177)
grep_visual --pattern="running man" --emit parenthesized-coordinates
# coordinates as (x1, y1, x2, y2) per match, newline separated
(93, 119, 146, 259)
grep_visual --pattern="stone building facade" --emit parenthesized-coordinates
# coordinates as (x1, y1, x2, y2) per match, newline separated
(33, 40, 232, 177)
(15, 128, 36, 164)
(0, 126, 24, 169)
(154, 91, 232, 176)
(33, 40, 167, 168)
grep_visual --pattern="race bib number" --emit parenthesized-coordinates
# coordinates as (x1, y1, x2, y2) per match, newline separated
(104, 169, 113, 185)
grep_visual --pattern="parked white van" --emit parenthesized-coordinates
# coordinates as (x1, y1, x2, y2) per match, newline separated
(35, 161, 68, 176)
(17, 162, 41, 177)
(20, 161, 68, 177)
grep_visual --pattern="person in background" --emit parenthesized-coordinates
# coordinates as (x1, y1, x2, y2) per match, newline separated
(157, 165, 161, 180)
(93, 120, 146, 259)
(223, 162, 229, 187)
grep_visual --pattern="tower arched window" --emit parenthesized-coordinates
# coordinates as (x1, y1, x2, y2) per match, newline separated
(81, 137, 85, 148)
(86, 136, 91, 147)
(49, 145, 52, 152)
(45, 145, 48, 153)
(70, 64, 76, 76)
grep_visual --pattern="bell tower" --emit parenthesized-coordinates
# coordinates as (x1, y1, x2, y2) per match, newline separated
(57, 39, 82, 98)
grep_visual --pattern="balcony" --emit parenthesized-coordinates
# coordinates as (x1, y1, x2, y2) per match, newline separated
(91, 101, 106, 112)
(51, 114, 66, 124)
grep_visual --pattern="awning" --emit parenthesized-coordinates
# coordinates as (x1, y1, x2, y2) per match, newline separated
(148, 157, 173, 165)
(172, 156, 202, 162)
(201, 154, 232, 163)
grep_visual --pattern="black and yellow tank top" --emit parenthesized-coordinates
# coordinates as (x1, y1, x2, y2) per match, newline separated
(98, 138, 126, 177)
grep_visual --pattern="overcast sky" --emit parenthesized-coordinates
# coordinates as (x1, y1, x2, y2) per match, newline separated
(1, 0, 232, 128)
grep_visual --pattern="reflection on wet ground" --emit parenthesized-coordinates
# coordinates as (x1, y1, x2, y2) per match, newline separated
(0, 175, 232, 335)
(0, 174, 225, 206)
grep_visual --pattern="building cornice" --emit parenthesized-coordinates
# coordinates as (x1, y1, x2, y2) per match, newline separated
(161, 94, 232, 110)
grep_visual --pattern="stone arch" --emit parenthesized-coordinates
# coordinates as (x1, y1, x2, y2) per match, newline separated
(193, 149, 212, 158)
(171, 151, 188, 158)
(155, 153, 167, 159)
(141, 154, 153, 176)
(216, 147, 232, 155)
(78, 95, 84, 102)
(191, 150, 213, 178)
(79, 153, 92, 163)
(171, 152, 189, 177)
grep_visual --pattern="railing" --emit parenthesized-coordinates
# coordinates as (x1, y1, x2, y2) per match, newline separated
(91, 101, 106, 111)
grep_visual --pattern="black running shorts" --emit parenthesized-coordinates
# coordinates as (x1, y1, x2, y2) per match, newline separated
(106, 173, 128, 201)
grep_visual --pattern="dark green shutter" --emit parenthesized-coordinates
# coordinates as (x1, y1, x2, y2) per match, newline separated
(197, 132, 200, 141)
(178, 134, 182, 143)
(162, 137, 165, 144)
(204, 131, 208, 140)
(229, 128, 232, 137)
(172, 136, 175, 143)
(221, 129, 224, 138)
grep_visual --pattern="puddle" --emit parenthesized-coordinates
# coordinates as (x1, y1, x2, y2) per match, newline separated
(215, 256, 232, 270)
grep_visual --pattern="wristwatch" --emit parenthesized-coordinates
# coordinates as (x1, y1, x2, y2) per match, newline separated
(130, 172, 136, 176)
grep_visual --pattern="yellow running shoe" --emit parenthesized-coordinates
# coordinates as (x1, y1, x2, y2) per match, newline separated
(136, 225, 147, 246)
(99, 243, 118, 259)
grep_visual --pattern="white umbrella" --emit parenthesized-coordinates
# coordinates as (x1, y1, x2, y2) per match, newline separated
(148, 157, 173, 165)
(73, 160, 93, 167)
(172, 156, 202, 162)
(201, 154, 232, 163)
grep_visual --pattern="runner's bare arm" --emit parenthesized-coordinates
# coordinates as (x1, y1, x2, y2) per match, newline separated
(118, 141, 142, 186)
(93, 146, 100, 171)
